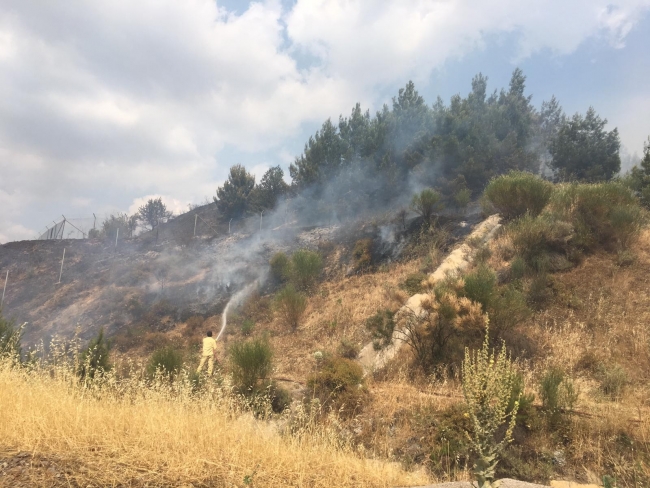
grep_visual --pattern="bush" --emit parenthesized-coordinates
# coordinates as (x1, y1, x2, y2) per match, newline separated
(507, 214, 574, 270)
(337, 339, 360, 359)
(484, 171, 553, 220)
(509, 256, 526, 280)
(462, 329, 519, 487)
(269, 252, 290, 283)
(0, 310, 21, 358)
(147, 346, 183, 380)
(267, 381, 292, 413)
(274, 285, 307, 331)
(548, 182, 642, 251)
(598, 363, 627, 400)
(241, 319, 255, 336)
(78, 328, 112, 381)
(401, 293, 486, 373)
(365, 309, 396, 350)
(400, 272, 427, 295)
(352, 239, 373, 271)
(411, 188, 444, 224)
(454, 188, 472, 210)
(539, 367, 578, 426)
(463, 265, 497, 311)
(307, 356, 366, 416)
(289, 249, 322, 291)
(229, 337, 273, 394)
(488, 285, 530, 339)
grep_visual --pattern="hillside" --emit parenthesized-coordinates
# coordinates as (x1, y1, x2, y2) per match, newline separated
(2, 175, 650, 487)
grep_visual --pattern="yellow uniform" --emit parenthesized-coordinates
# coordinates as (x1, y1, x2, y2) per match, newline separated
(197, 336, 218, 375)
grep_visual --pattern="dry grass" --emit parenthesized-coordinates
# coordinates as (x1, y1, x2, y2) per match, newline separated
(265, 259, 419, 379)
(0, 359, 429, 487)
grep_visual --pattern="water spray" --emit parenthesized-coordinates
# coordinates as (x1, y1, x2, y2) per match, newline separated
(216, 281, 258, 340)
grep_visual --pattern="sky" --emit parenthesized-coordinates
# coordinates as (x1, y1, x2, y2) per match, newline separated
(1, 0, 649, 243)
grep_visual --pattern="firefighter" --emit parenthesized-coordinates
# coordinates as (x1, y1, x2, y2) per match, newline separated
(196, 330, 218, 375)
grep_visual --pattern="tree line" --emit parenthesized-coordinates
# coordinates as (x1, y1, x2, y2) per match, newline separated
(215, 68, 643, 220)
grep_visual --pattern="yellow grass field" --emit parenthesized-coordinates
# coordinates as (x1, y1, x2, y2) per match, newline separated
(0, 361, 429, 487)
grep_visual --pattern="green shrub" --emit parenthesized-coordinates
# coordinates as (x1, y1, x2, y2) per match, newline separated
(474, 245, 492, 264)
(400, 272, 427, 295)
(352, 239, 373, 271)
(488, 285, 530, 338)
(509, 256, 526, 280)
(229, 337, 273, 394)
(241, 319, 255, 336)
(454, 188, 472, 210)
(337, 338, 360, 359)
(508, 372, 535, 426)
(463, 265, 497, 311)
(507, 214, 573, 269)
(307, 356, 366, 416)
(410, 188, 444, 224)
(548, 182, 643, 251)
(289, 249, 322, 291)
(0, 310, 22, 358)
(267, 381, 292, 413)
(484, 171, 553, 220)
(274, 285, 307, 331)
(598, 363, 627, 400)
(365, 309, 396, 350)
(269, 252, 290, 282)
(147, 346, 183, 380)
(539, 367, 578, 426)
(78, 328, 112, 381)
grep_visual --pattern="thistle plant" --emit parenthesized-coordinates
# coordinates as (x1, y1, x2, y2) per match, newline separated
(462, 325, 520, 488)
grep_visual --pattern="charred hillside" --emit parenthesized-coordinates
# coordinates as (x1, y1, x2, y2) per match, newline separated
(0, 203, 448, 350)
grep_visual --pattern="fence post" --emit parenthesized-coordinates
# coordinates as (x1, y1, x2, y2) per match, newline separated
(194, 214, 198, 237)
(56, 248, 66, 284)
(1, 270, 8, 308)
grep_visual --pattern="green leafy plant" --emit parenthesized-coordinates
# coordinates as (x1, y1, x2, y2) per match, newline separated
(0, 310, 22, 359)
(229, 337, 273, 394)
(365, 309, 396, 350)
(78, 328, 112, 381)
(548, 182, 642, 251)
(597, 363, 628, 400)
(146, 346, 183, 380)
(274, 285, 307, 331)
(483, 171, 553, 220)
(411, 188, 444, 225)
(539, 367, 578, 427)
(307, 356, 366, 416)
(288, 249, 322, 291)
(241, 319, 255, 336)
(269, 252, 290, 283)
(462, 327, 520, 488)
(400, 272, 427, 295)
(463, 265, 497, 311)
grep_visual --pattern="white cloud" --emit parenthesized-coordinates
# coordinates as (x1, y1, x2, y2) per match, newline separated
(0, 0, 649, 242)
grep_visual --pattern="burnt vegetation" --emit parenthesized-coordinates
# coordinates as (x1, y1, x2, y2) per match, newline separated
(2, 69, 650, 486)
